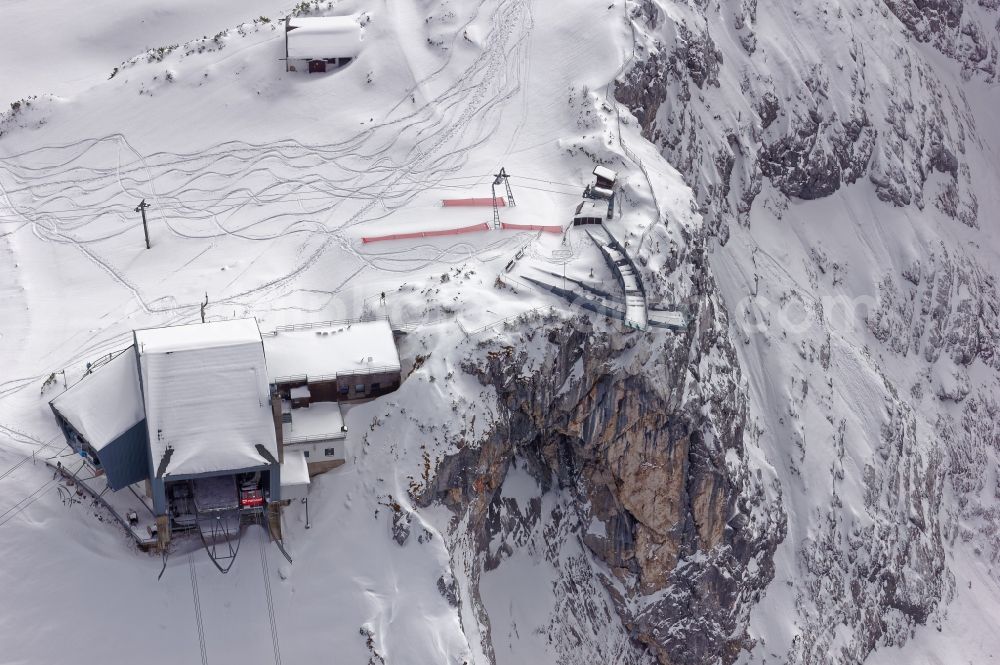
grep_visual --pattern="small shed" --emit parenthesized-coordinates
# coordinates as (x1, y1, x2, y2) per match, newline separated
(285, 16, 363, 73)
(263, 318, 401, 402)
(593, 166, 618, 190)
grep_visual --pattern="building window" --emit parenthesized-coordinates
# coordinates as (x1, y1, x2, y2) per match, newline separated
(339, 385, 349, 396)
(354, 383, 365, 393)
(371, 382, 381, 392)
(324, 448, 336, 457)
(303, 451, 309, 458)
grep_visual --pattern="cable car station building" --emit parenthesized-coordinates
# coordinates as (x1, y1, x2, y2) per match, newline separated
(49, 317, 401, 561)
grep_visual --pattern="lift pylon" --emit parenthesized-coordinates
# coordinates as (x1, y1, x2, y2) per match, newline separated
(491, 167, 516, 229)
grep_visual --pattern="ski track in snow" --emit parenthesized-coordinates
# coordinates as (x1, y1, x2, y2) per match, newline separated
(0, 1, 675, 663)
(0, 0, 534, 402)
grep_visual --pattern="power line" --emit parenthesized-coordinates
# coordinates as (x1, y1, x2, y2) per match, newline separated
(0, 435, 60, 482)
(0, 174, 499, 218)
(188, 554, 210, 665)
(257, 514, 282, 665)
(509, 174, 582, 187)
(509, 183, 581, 197)
(0, 478, 58, 528)
(0, 173, 586, 221)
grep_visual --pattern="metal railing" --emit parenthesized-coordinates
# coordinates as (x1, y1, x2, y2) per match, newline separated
(459, 304, 552, 336)
(46, 458, 154, 547)
(262, 315, 391, 336)
(283, 432, 346, 445)
(272, 364, 401, 386)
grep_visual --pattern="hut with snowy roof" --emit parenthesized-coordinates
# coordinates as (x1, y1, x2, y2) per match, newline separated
(51, 319, 282, 551)
(592, 166, 618, 191)
(284, 15, 363, 73)
(263, 318, 401, 475)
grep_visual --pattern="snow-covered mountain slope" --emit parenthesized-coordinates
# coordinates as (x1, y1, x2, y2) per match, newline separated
(616, 0, 1000, 662)
(0, 0, 292, 101)
(1, 0, 999, 664)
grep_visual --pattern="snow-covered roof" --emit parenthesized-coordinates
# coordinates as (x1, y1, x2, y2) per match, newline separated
(51, 348, 144, 452)
(283, 402, 346, 444)
(263, 319, 400, 382)
(281, 450, 310, 487)
(593, 165, 618, 183)
(137, 319, 278, 478)
(134, 318, 263, 355)
(286, 16, 363, 60)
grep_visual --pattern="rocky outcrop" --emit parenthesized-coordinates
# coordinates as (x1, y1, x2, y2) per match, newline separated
(610, 0, 1000, 663)
(615, 0, 986, 237)
(758, 106, 875, 200)
(883, 0, 999, 81)
(791, 399, 955, 664)
(422, 277, 784, 665)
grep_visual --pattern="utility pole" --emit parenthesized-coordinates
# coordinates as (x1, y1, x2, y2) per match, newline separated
(135, 199, 151, 249)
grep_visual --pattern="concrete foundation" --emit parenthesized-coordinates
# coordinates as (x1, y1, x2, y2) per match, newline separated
(155, 514, 171, 551)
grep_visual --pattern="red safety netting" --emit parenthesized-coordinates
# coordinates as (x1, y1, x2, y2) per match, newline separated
(442, 197, 506, 207)
(361, 222, 490, 243)
(500, 222, 563, 233)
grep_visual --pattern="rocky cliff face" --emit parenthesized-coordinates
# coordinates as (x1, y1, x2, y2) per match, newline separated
(393, 2, 1000, 663)
(614, 0, 993, 240)
(611, 0, 1000, 663)
(422, 275, 784, 664)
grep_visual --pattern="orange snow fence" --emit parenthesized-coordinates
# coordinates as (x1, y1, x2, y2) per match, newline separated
(442, 197, 506, 207)
(362, 222, 490, 244)
(500, 222, 563, 234)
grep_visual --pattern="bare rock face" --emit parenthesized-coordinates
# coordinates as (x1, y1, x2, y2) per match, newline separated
(607, 0, 1000, 663)
(883, 0, 999, 81)
(422, 272, 784, 665)
(757, 106, 874, 200)
(614, 0, 989, 237)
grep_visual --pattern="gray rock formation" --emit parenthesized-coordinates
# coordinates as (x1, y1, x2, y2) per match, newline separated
(422, 284, 784, 664)
(608, 0, 1000, 663)
(614, 0, 992, 237)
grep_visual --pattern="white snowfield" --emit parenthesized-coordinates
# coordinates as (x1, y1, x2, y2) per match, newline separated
(137, 320, 278, 477)
(285, 15, 363, 60)
(49, 348, 144, 451)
